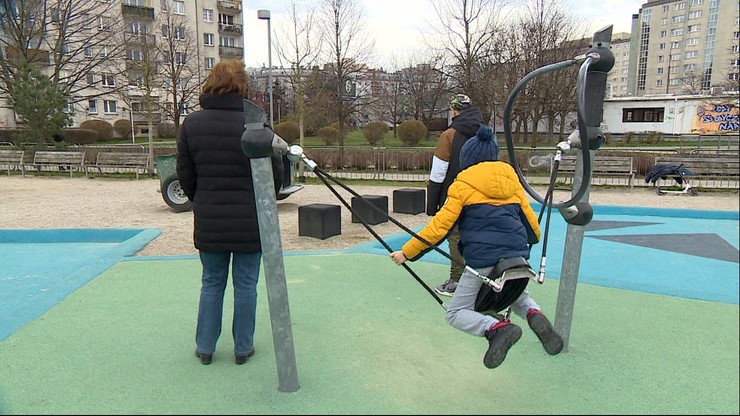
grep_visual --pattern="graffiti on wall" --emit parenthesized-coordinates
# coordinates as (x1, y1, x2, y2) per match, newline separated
(691, 102, 739, 134)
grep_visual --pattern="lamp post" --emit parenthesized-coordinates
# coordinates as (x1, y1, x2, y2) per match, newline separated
(128, 107, 135, 144)
(257, 9, 273, 128)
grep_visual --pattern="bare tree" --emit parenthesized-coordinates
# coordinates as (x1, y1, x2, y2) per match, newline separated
(157, 0, 203, 133)
(0, 0, 129, 109)
(681, 70, 704, 95)
(274, 0, 321, 170)
(316, 0, 375, 158)
(427, 0, 510, 120)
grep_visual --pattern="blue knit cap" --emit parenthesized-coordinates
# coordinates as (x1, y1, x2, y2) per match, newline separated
(459, 125, 498, 170)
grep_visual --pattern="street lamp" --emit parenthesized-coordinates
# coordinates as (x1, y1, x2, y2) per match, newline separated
(128, 107, 135, 144)
(257, 9, 273, 128)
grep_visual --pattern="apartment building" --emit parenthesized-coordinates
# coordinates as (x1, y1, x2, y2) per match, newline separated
(606, 32, 632, 98)
(629, 0, 740, 96)
(0, 0, 244, 134)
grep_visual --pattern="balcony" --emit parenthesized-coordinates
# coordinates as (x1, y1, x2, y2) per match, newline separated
(122, 4, 155, 20)
(124, 33, 156, 46)
(219, 45, 243, 57)
(217, 1, 241, 13)
(4, 47, 50, 65)
(218, 23, 242, 35)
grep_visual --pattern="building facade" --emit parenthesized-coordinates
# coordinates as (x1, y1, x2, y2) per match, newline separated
(0, 0, 244, 135)
(630, 0, 739, 96)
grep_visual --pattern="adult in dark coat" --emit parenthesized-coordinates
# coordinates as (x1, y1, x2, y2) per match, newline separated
(177, 59, 284, 366)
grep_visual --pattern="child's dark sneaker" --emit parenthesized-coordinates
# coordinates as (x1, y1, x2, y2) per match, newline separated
(527, 309, 563, 355)
(483, 321, 522, 369)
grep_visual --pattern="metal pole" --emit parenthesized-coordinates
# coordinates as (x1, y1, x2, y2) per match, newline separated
(129, 108, 135, 144)
(242, 99, 299, 393)
(267, 18, 274, 127)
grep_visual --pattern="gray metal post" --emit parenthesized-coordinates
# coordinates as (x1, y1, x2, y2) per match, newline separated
(242, 99, 299, 393)
(553, 151, 594, 351)
(250, 158, 300, 392)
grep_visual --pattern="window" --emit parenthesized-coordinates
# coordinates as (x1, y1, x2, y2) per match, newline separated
(662, 5, 669, 12)
(657, 67, 664, 74)
(733, 60, 740, 67)
(688, 10, 702, 19)
(218, 13, 235, 25)
(99, 46, 109, 57)
(672, 15, 684, 23)
(661, 18, 667, 26)
(669, 66, 679, 74)
(735, 32, 740, 40)
(729, 73, 739, 81)
(88, 100, 97, 114)
(690, 0, 703, 5)
(656, 79, 663, 86)
(161, 25, 169, 37)
(671, 28, 683, 36)
(160, 0, 168, 11)
(659, 43, 666, 50)
(98, 16, 111, 31)
(86, 73, 95, 85)
(203, 33, 214, 46)
(126, 49, 143, 61)
(669, 79, 679, 86)
(101, 73, 115, 87)
(205, 57, 215, 69)
(674, 2, 685, 10)
(174, 26, 185, 40)
(180, 103, 190, 116)
(173, 0, 184, 14)
(219, 36, 237, 47)
(684, 50, 698, 59)
(684, 64, 697, 71)
(733, 45, 740, 53)
(127, 21, 145, 35)
(124, 0, 146, 5)
(687, 37, 699, 46)
(103, 100, 117, 113)
(688, 25, 700, 33)
(658, 55, 664, 62)
(203, 9, 213, 22)
(131, 102, 145, 112)
(670, 53, 681, 61)
(84, 47, 93, 57)
(622, 107, 665, 123)
(175, 52, 186, 65)
(671, 41, 680, 49)
(660, 30, 666, 37)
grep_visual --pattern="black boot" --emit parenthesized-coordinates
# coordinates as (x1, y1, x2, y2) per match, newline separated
(527, 310, 563, 355)
(483, 321, 522, 369)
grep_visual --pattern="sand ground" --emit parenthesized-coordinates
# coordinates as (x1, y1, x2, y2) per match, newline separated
(1, 176, 737, 256)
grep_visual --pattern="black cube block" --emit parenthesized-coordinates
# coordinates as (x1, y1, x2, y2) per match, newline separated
(393, 188, 426, 215)
(351, 195, 388, 225)
(298, 203, 341, 239)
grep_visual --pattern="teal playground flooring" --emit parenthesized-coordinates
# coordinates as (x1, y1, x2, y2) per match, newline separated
(0, 205, 738, 415)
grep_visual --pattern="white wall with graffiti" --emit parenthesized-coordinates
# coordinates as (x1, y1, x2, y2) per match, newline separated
(602, 94, 739, 136)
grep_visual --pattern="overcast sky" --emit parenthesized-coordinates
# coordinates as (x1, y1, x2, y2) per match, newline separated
(241, 0, 645, 68)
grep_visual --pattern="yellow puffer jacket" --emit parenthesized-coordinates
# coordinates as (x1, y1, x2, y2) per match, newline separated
(402, 161, 541, 267)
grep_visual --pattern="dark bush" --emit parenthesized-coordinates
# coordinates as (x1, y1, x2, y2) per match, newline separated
(318, 126, 339, 145)
(62, 128, 99, 145)
(113, 119, 133, 141)
(79, 120, 113, 142)
(424, 118, 448, 132)
(157, 122, 177, 139)
(363, 121, 389, 145)
(274, 121, 300, 144)
(0, 128, 26, 145)
(397, 119, 428, 146)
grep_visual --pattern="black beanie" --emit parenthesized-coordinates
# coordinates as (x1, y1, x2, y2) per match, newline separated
(459, 125, 499, 169)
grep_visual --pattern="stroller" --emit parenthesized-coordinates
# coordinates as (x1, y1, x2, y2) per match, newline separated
(645, 163, 698, 196)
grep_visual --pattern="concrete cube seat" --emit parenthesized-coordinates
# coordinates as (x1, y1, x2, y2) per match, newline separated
(393, 188, 426, 215)
(298, 203, 341, 239)
(351, 195, 388, 225)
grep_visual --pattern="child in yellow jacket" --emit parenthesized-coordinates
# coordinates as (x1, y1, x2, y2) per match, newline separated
(390, 125, 563, 369)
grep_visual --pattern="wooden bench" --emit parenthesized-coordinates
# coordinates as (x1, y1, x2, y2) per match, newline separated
(558, 155, 635, 189)
(86, 152, 149, 179)
(654, 156, 739, 188)
(31, 150, 86, 178)
(0, 149, 25, 176)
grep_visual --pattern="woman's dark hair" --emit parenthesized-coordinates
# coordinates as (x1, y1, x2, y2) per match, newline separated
(201, 59, 249, 97)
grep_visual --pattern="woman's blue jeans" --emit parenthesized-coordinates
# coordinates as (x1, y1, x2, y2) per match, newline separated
(196, 251, 261, 357)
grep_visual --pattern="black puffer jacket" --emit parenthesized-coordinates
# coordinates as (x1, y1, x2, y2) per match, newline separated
(176, 92, 284, 253)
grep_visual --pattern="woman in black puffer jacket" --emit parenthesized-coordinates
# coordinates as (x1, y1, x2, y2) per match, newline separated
(177, 60, 283, 365)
